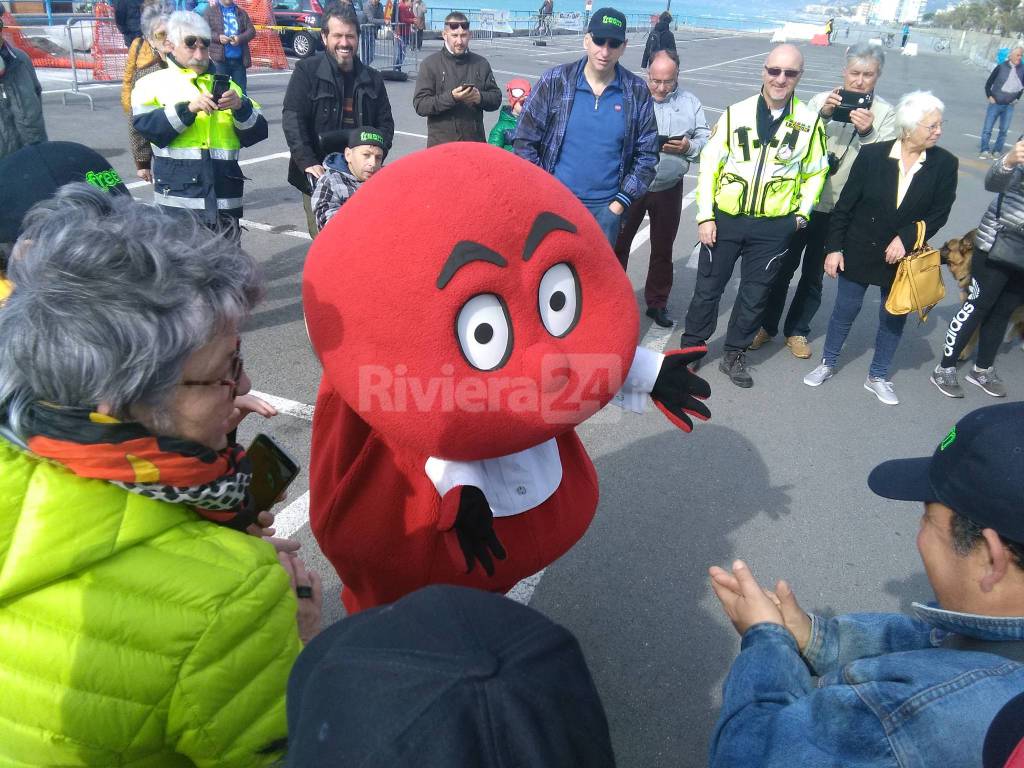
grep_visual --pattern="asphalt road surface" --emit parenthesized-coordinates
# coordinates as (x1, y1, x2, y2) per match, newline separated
(37, 31, 1024, 767)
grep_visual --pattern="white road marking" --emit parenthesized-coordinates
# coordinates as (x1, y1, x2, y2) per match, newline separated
(273, 489, 311, 539)
(241, 218, 312, 240)
(682, 50, 770, 74)
(251, 389, 316, 420)
(964, 133, 981, 139)
(396, 129, 428, 139)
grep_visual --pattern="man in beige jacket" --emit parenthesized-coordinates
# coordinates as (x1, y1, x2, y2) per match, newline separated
(752, 42, 897, 360)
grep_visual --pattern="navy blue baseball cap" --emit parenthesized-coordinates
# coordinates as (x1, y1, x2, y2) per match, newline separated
(868, 403, 1024, 542)
(285, 585, 615, 767)
(587, 7, 627, 41)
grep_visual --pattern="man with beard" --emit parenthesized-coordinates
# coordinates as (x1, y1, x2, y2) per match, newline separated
(412, 12, 501, 147)
(131, 10, 267, 238)
(283, 3, 394, 237)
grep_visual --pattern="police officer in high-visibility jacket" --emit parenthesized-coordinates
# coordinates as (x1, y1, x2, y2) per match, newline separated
(132, 11, 267, 238)
(680, 44, 827, 388)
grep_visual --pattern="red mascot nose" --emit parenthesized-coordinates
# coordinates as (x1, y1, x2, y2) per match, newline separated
(523, 342, 570, 394)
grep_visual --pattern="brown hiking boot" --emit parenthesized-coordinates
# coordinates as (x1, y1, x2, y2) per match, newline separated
(749, 328, 773, 350)
(786, 335, 812, 359)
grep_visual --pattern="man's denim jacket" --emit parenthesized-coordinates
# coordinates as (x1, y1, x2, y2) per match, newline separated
(512, 57, 658, 209)
(710, 603, 1024, 768)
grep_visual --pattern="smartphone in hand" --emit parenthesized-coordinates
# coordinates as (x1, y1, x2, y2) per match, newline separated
(247, 434, 300, 512)
(211, 73, 231, 104)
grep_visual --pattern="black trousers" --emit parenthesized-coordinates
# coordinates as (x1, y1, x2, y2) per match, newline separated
(760, 211, 830, 338)
(681, 212, 796, 352)
(940, 249, 1024, 368)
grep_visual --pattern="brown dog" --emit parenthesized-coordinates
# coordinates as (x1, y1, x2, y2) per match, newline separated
(941, 229, 1024, 360)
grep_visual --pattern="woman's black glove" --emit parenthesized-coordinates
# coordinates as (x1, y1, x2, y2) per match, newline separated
(650, 346, 712, 432)
(438, 485, 507, 576)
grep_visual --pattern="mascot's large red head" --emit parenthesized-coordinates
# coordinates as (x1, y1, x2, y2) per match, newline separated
(303, 143, 639, 461)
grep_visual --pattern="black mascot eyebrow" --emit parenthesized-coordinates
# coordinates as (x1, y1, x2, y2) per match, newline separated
(437, 241, 508, 289)
(522, 212, 577, 262)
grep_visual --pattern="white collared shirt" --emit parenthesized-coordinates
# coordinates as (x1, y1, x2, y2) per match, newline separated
(890, 139, 926, 208)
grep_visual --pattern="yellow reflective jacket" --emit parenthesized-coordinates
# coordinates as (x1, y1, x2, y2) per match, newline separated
(697, 93, 828, 221)
(131, 59, 268, 223)
(0, 436, 300, 766)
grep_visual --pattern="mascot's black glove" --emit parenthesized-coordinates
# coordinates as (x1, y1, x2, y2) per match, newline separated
(650, 346, 712, 433)
(438, 485, 507, 576)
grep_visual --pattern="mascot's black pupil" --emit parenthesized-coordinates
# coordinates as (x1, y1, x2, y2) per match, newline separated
(474, 324, 494, 344)
(549, 291, 566, 312)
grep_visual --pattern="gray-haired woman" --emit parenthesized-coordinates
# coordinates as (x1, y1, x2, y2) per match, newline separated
(121, 0, 173, 182)
(0, 186, 319, 765)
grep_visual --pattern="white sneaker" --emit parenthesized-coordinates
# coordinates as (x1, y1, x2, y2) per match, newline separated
(864, 376, 899, 405)
(803, 362, 835, 387)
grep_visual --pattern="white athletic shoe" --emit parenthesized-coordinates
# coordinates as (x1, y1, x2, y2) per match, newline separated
(864, 376, 899, 405)
(803, 362, 835, 387)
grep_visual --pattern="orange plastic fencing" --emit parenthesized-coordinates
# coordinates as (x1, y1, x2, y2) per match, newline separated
(1, 10, 83, 69)
(4, 3, 286, 81)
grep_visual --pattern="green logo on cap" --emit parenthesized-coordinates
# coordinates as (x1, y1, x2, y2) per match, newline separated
(360, 131, 384, 144)
(601, 14, 623, 26)
(85, 169, 123, 191)
(940, 426, 957, 451)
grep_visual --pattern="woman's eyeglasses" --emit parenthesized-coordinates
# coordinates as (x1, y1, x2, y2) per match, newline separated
(764, 66, 802, 79)
(181, 339, 244, 399)
(183, 35, 211, 49)
(918, 121, 944, 134)
(446, 21, 470, 30)
(591, 36, 623, 49)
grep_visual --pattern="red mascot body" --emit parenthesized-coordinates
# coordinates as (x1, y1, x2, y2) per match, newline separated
(303, 144, 709, 614)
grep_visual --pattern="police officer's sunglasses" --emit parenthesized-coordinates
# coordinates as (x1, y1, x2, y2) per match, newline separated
(184, 35, 211, 49)
(591, 37, 623, 49)
(764, 66, 802, 79)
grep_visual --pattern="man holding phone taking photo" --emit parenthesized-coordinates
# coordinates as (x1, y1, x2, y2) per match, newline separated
(132, 10, 267, 240)
(614, 50, 708, 328)
(413, 12, 502, 146)
(754, 43, 897, 361)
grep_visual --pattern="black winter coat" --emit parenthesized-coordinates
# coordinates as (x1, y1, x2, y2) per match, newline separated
(412, 47, 502, 146)
(282, 53, 395, 193)
(826, 140, 958, 287)
(641, 22, 676, 69)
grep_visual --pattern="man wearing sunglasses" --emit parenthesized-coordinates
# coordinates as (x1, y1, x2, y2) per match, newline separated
(413, 12, 502, 147)
(679, 43, 827, 388)
(131, 10, 268, 239)
(514, 7, 658, 246)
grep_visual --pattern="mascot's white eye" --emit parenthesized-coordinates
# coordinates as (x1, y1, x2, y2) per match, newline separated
(538, 262, 580, 338)
(456, 294, 513, 371)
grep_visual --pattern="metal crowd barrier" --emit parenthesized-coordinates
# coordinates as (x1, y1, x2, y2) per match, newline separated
(361, 21, 419, 76)
(63, 15, 109, 111)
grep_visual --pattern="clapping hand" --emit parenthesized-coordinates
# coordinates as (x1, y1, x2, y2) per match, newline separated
(709, 560, 811, 650)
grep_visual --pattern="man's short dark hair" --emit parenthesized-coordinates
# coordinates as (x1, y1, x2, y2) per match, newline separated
(321, 2, 360, 36)
(444, 11, 468, 24)
(950, 510, 1024, 570)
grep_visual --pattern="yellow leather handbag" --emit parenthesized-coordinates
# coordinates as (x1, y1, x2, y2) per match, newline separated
(884, 220, 945, 321)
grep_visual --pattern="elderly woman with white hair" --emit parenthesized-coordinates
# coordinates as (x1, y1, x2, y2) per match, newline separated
(0, 185, 319, 765)
(803, 90, 958, 405)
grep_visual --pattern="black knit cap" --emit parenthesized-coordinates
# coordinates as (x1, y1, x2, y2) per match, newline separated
(285, 585, 616, 767)
(0, 141, 128, 246)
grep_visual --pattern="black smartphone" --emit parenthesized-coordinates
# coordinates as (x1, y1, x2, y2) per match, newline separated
(832, 89, 873, 123)
(211, 73, 231, 102)
(657, 134, 686, 148)
(247, 433, 300, 512)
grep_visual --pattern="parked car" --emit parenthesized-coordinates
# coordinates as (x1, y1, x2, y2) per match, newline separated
(272, 0, 365, 58)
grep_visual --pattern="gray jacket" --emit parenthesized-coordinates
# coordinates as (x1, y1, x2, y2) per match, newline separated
(0, 45, 46, 160)
(975, 159, 1024, 252)
(649, 87, 709, 192)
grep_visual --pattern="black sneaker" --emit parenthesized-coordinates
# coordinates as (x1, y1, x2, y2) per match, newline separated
(719, 350, 753, 388)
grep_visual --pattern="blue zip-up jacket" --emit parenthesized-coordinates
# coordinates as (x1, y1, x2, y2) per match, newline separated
(513, 57, 658, 209)
(710, 603, 1024, 768)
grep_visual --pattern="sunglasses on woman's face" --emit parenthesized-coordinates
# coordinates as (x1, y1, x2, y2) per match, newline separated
(509, 87, 527, 98)
(183, 35, 211, 49)
(446, 21, 469, 30)
(764, 66, 801, 79)
(591, 36, 622, 49)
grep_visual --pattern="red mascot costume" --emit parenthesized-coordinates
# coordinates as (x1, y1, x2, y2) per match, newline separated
(304, 144, 710, 614)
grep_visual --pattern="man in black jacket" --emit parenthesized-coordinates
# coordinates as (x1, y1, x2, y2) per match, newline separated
(114, 0, 145, 46)
(282, 3, 394, 236)
(412, 12, 501, 147)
